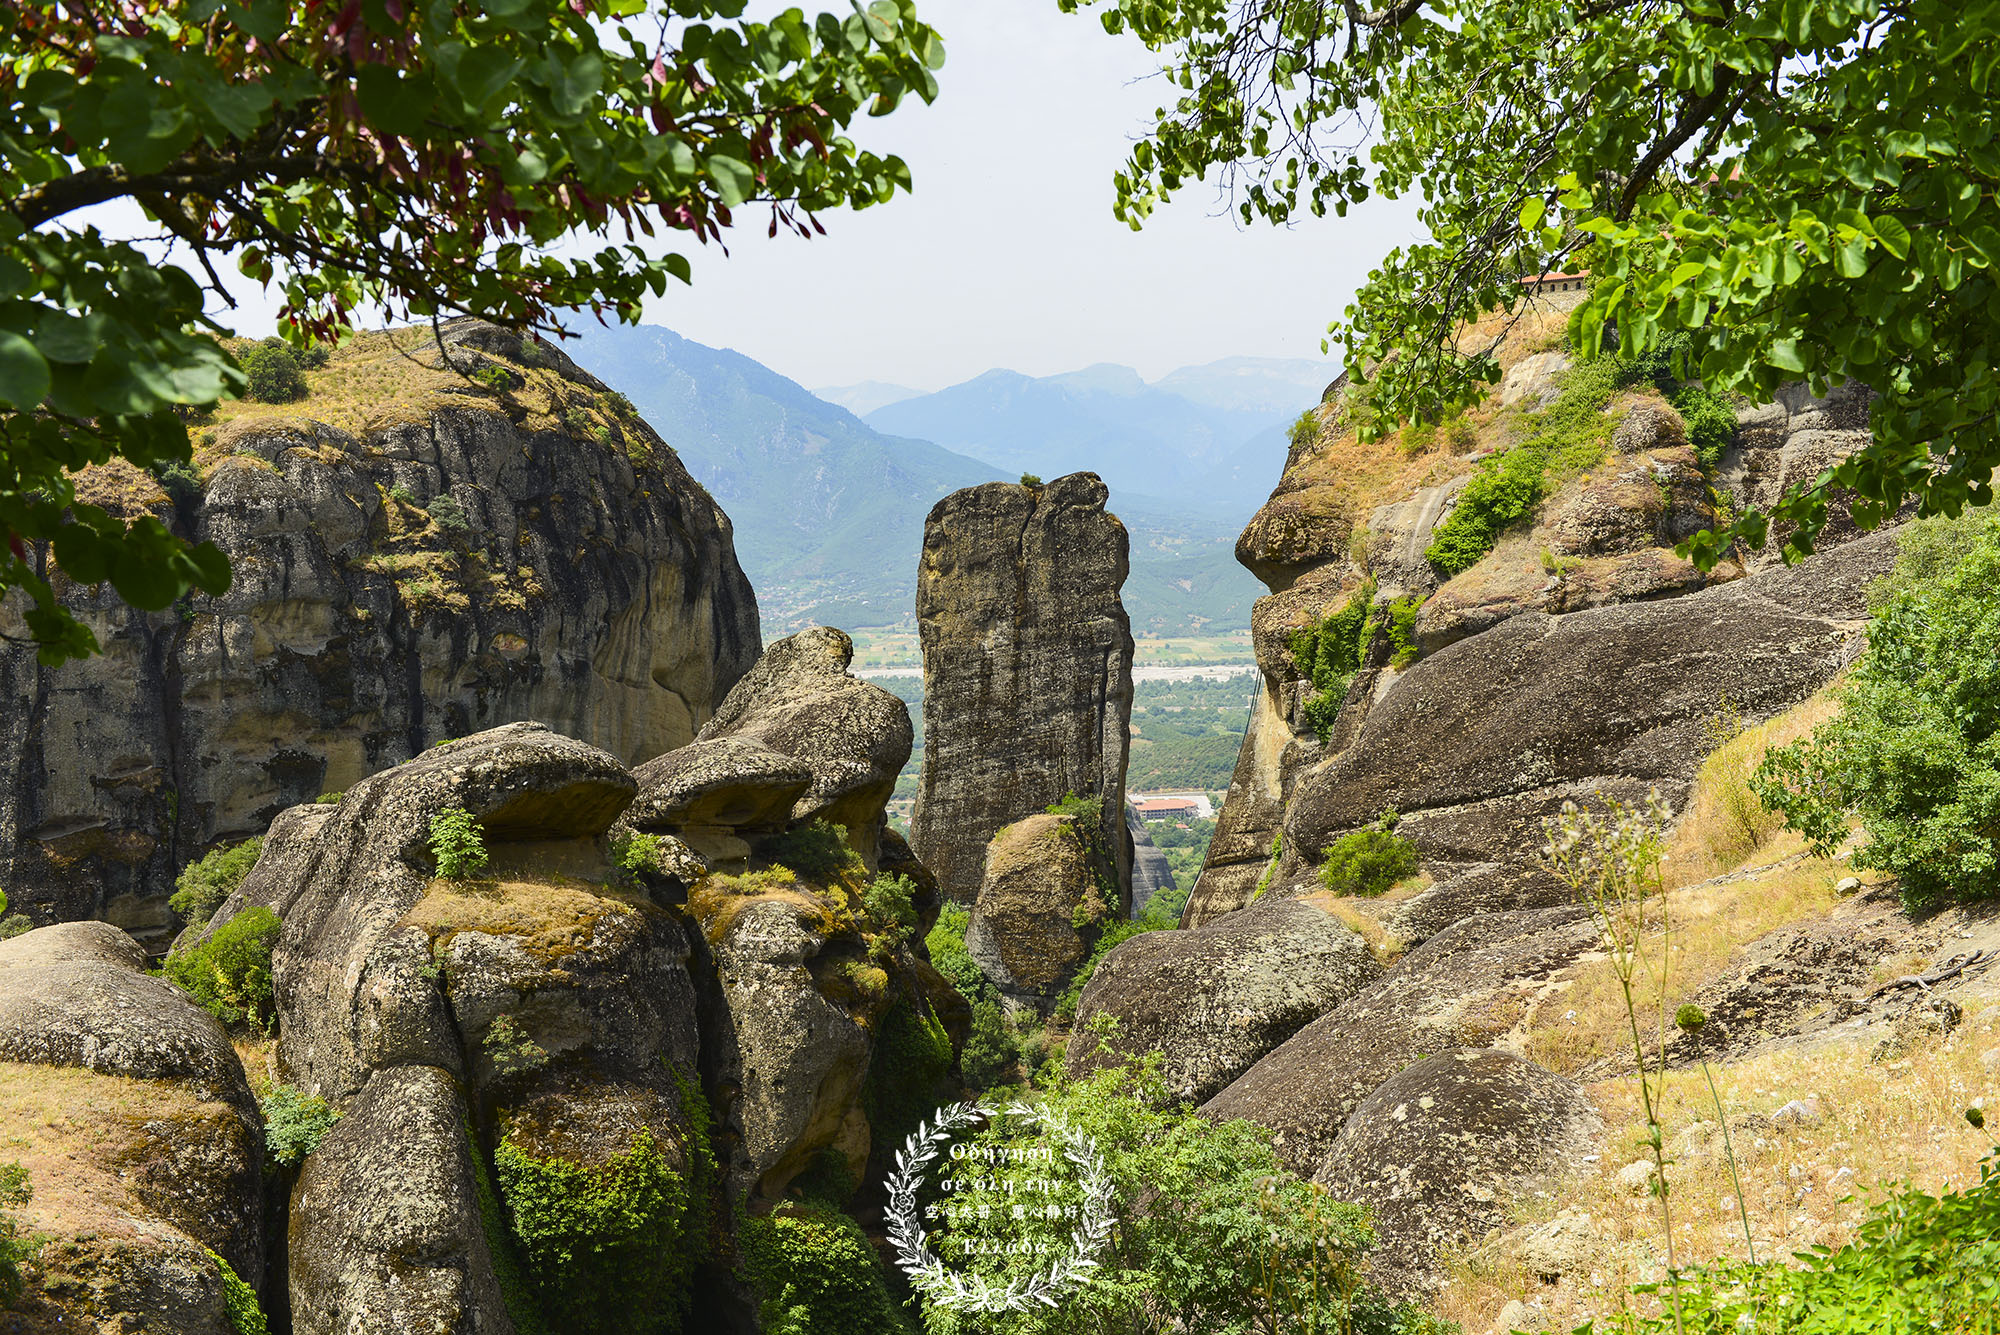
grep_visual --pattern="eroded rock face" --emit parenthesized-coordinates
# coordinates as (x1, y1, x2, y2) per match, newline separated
(1067, 896, 1381, 1103)
(1721, 380, 1899, 571)
(1313, 1048, 1599, 1298)
(0, 319, 760, 941)
(625, 735, 813, 867)
(1126, 805, 1177, 916)
(693, 626, 912, 868)
(911, 475, 1135, 906)
(1203, 906, 1598, 1178)
(0, 922, 264, 1331)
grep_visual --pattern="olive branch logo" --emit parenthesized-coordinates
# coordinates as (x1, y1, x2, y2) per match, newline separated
(883, 1099, 1114, 1312)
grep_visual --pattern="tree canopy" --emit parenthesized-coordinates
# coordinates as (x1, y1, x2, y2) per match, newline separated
(1060, 0, 2000, 564)
(1, 0, 943, 663)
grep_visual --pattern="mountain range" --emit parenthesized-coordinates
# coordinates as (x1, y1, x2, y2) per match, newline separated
(569, 327, 1321, 636)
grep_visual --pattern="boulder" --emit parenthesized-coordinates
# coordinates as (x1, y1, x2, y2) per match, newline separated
(1313, 1049, 1600, 1297)
(625, 735, 813, 866)
(687, 888, 875, 1200)
(965, 813, 1112, 1006)
(911, 474, 1135, 905)
(697, 627, 912, 868)
(288, 1065, 517, 1335)
(1203, 906, 1597, 1176)
(1067, 896, 1382, 1103)
(1381, 862, 1573, 947)
(0, 318, 759, 941)
(0, 922, 264, 1329)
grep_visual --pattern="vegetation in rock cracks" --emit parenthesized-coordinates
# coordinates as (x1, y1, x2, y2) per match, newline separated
(169, 836, 263, 927)
(163, 905, 280, 1034)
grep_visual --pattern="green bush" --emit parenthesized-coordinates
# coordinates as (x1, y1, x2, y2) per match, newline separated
(861, 873, 920, 944)
(0, 889, 28, 940)
(163, 906, 280, 1033)
(0, 1162, 32, 1309)
(863, 1000, 954, 1152)
(484, 1014, 550, 1078)
(428, 494, 470, 533)
(1288, 406, 1321, 450)
(298, 344, 331, 370)
(1752, 507, 2000, 907)
(206, 1247, 269, 1335)
(924, 903, 984, 999)
(1318, 813, 1418, 897)
(914, 1057, 1444, 1335)
(1593, 1147, 2000, 1334)
(429, 808, 488, 881)
(609, 829, 669, 887)
(961, 994, 1021, 1091)
(1044, 791, 1103, 826)
(263, 1084, 341, 1169)
(242, 338, 306, 403)
(495, 1126, 702, 1335)
(1019, 472, 1042, 487)
(754, 820, 861, 883)
(740, 1202, 914, 1335)
(155, 459, 204, 510)
(1290, 583, 1376, 741)
(1425, 353, 1625, 576)
(170, 837, 263, 927)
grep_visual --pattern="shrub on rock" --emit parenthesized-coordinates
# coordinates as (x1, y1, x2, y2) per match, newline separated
(163, 905, 280, 1033)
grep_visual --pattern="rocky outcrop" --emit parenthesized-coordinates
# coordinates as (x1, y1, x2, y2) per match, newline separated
(254, 714, 946, 1330)
(964, 812, 1115, 1009)
(1720, 379, 1884, 571)
(625, 736, 812, 867)
(692, 626, 912, 868)
(1066, 896, 1381, 1103)
(1276, 529, 1896, 887)
(0, 922, 264, 1330)
(1313, 1049, 1599, 1298)
(1203, 905, 1598, 1178)
(911, 474, 1135, 906)
(0, 319, 760, 942)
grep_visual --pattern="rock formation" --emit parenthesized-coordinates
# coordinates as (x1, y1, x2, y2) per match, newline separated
(964, 810, 1116, 1010)
(241, 689, 939, 1329)
(0, 922, 265, 1329)
(0, 320, 761, 942)
(910, 474, 1136, 907)
(1313, 1049, 1599, 1298)
(1065, 895, 1381, 1103)
(1186, 332, 1899, 927)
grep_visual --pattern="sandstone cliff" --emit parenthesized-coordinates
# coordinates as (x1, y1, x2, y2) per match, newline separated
(909, 473, 1136, 907)
(0, 321, 760, 943)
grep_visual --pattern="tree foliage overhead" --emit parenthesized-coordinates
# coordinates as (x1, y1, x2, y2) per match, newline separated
(2, 0, 943, 663)
(1059, 0, 2000, 564)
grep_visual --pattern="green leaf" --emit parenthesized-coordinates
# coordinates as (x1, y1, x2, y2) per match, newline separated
(355, 66, 435, 137)
(1518, 196, 1547, 232)
(1766, 338, 1808, 373)
(1873, 215, 1912, 261)
(707, 155, 756, 206)
(0, 329, 51, 408)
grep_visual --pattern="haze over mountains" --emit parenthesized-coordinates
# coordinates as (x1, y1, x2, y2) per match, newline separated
(571, 325, 1323, 636)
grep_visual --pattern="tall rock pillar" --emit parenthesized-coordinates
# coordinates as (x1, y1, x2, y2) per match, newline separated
(911, 473, 1135, 907)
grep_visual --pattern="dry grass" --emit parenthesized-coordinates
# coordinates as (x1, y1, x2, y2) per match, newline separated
(401, 871, 650, 963)
(1521, 689, 1866, 1078)
(1663, 690, 1842, 889)
(1303, 877, 1428, 964)
(0, 1062, 224, 1241)
(232, 1036, 275, 1100)
(1523, 855, 1846, 1077)
(1434, 1001, 2000, 1333)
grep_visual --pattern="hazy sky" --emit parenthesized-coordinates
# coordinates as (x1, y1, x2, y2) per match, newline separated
(178, 1, 1422, 394)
